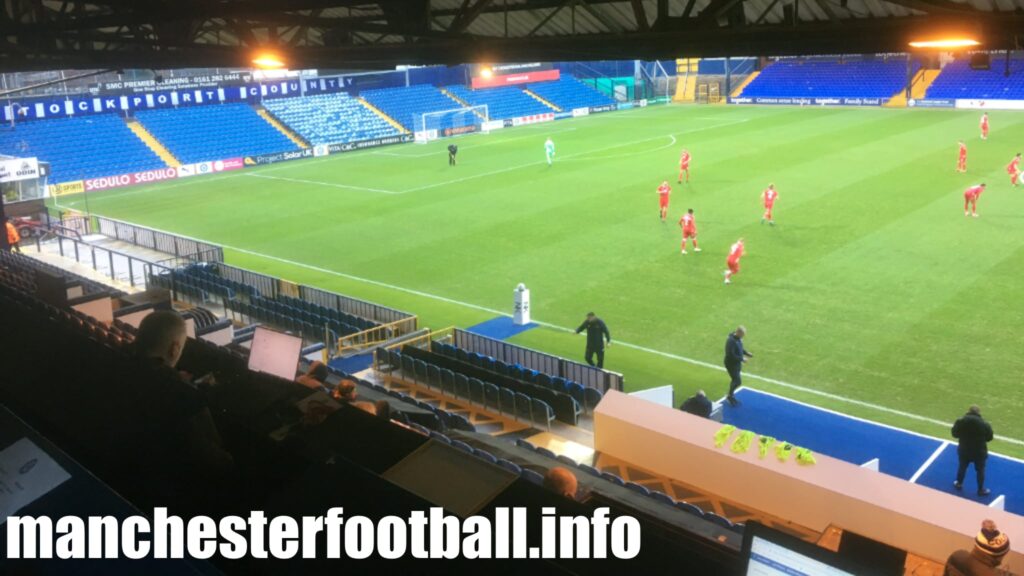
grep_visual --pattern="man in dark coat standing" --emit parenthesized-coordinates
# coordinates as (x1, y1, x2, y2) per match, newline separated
(952, 405, 994, 496)
(575, 312, 610, 369)
(447, 143, 458, 166)
(724, 326, 753, 407)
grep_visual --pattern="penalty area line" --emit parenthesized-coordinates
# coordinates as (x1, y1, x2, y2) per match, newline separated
(212, 242, 1024, 448)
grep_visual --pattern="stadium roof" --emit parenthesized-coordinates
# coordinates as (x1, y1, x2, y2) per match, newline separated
(1, 0, 1022, 71)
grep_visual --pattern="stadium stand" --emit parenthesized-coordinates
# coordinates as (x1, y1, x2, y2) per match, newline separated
(432, 340, 604, 412)
(524, 75, 617, 110)
(926, 57, 1024, 100)
(382, 345, 580, 427)
(360, 84, 475, 132)
(739, 59, 917, 99)
(262, 93, 401, 145)
(134, 103, 298, 163)
(0, 114, 166, 182)
(445, 85, 555, 120)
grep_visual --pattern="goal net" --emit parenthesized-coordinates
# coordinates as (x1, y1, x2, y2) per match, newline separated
(414, 105, 489, 144)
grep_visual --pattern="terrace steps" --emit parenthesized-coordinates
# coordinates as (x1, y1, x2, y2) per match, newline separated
(125, 119, 180, 167)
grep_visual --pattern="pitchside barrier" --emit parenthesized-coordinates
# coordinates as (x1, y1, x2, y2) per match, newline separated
(451, 328, 624, 393)
(94, 216, 224, 262)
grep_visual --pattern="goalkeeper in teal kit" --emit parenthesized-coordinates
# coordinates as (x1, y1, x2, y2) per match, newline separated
(545, 137, 555, 166)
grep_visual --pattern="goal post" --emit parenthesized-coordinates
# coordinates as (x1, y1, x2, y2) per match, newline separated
(414, 105, 489, 144)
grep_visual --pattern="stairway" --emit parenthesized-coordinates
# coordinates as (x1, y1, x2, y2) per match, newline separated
(673, 58, 700, 102)
(357, 97, 410, 134)
(523, 89, 562, 112)
(729, 71, 760, 98)
(886, 69, 941, 107)
(439, 88, 488, 120)
(126, 119, 180, 168)
(254, 106, 310, 149)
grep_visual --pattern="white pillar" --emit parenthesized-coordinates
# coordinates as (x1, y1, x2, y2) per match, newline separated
(513, 283, 530, 325)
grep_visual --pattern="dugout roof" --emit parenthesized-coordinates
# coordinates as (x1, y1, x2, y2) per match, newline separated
(0, 0, 1021, 71)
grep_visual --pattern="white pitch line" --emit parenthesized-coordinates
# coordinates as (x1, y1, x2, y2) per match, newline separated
(244, 173, 400, 195)
(373, 126, 580, 158)
(200, 240, 1024, 449)
(910, 442, 950, 483)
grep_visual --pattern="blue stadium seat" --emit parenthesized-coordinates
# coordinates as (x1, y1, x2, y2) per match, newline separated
(262, 93, 401, 145)
(483, 382, 500, 412)
(578, 464, 601, 477)
(625, 482, 651, 497)
(467, 378, 485, 406)
(601, 472, 626, 486)
(675, 501, 705, 517)
(556, 455, 578, 467)
(429, 430, 451, 444)
(440, 368, 455, 396)
(497, 459, 522, 475)
(536, 446, 557, 460)
(650, 491, 676, 506)
(499, 388, 516, 417)
(704, 513, 735, 530)
(927, 57, 1024, 100)
(0, 114, 166, 183)
(445, 84, 555, 120)
(520, 468, 544, 486)
(740, 59, 918, 100)
(135, 103, 298, 163)
(583, 387, 603, 414)
(530, 398, 555, 430)
(524, 75, 616, 110)
(515, 438, 536, 451)
(450, 439, 474, 453)
(473, 449, 498, 465)
(361, 85, 476, 132)
(514, 392, 532, 422)
(453, 373, 470, 399)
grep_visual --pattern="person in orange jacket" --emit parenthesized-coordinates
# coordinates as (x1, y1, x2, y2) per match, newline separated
(4, 218, 21, 253)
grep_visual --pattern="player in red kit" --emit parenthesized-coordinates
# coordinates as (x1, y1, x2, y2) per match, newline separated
(679, 209, 701, 254)
(678, 149, 691, 184)
(980, 113, 989, 140)
(1007, 153, 1021, 187)
(957, 141, 968, 173)
(724, 239, 745, 284)
(657, 181, 671, 221)
(761, 184, 778, 225)
(964, 183, 986, 217)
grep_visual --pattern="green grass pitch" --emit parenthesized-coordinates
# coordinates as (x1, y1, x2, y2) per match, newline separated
(52, 105, 1024, 456)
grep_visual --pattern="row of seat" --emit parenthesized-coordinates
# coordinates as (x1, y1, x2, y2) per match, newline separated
(135, 103, 298, 164)
(355, 375, 476, 433)
(360, 84, 477, 132)
(445, 85, 554, 120)
(927, 58, 1024, 100)
(741, 60, 916, 99)
(262, 93, 400, 145)
(225, 298, 358, 341)
(515, 438, 746, 534)
(0, 114, 166, 184)
(148, 268, 250, 303)
(1, 248, 119, 297)
(383, 348, 559, 430)
(274, 293, 377, 332)
(524, 75, 616, 110)
(432, 341, 603, 413)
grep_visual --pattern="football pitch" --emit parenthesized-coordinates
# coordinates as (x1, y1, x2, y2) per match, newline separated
(53, 104, 1024, 457)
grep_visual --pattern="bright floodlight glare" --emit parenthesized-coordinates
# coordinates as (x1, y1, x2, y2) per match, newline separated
(908, 38, 980, 48)
(480, 67, 494, 78)
(252, 53, 286, 69)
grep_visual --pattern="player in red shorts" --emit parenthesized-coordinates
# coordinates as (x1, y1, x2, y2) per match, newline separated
(679, 209, 701, 254)
(964, 183, 986, 217)
(678, 149, 691, 184)
(980, 113, 989, 140)
(657, 181, 671, 221)
(1007, 153, 1021, 187)
(724, 238, 745, 285)
(957, 141, 968, 173)
(761, 184, 778, 225)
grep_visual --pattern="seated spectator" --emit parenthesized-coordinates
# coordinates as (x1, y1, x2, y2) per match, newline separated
(131, 310, 233, 476)
(133, 310, 189, 370)
(332, 379, 357, 403)
(353, 401, 377, 415)
(543, 467, 578, 500)
(944, 519, 1010, 576)
(296, 361, 330, 391)
(680, 390, 713, 418)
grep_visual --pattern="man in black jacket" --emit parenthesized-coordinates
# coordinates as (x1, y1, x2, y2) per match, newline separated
(575, 312, 610, 368)
(448, 143, 458, 166)
(680, 390, 713, 418)
(953, 405, 995, 496)
(724, 326, 753, 407)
